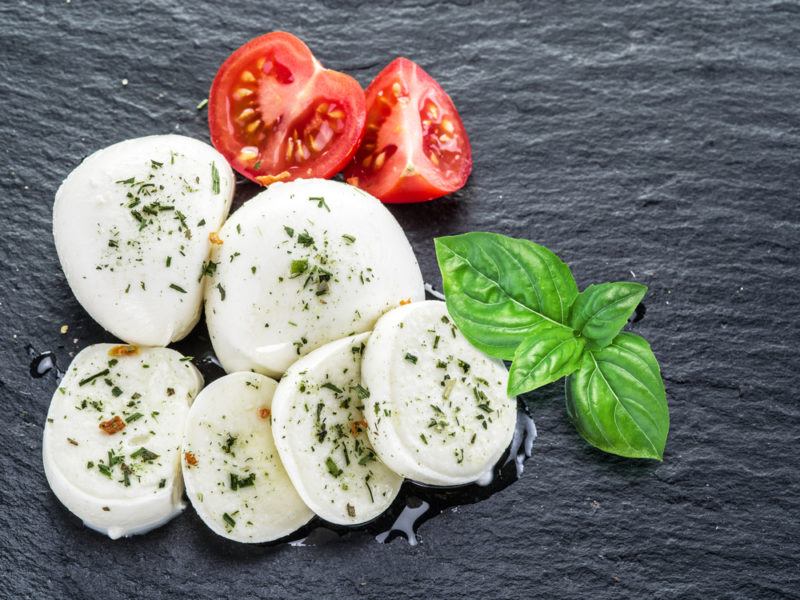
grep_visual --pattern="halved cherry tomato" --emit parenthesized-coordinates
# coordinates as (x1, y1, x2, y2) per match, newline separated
(208, 32, 366, 185)
(344, 58, 472, 203)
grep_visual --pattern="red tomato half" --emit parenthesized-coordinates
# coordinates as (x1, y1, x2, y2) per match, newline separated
(344, 58, 472, 203)
(209, 32, 366, 186)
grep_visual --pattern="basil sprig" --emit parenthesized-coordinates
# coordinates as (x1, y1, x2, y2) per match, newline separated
(435, 232, 669, 460)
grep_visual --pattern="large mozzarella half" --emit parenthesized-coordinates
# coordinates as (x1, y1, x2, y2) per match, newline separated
(272, 333, 402, 525)
(42, 344, 202, 539)
(53, 135, 234, 346)
(204, 178, 424, 377)
(181, 373, 313, 543)
(362, 301, 517, 486)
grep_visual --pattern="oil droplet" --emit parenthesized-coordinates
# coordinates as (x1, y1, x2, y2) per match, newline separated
(195, 352, 226, 384)
(423, 283, 446, 301)
(505, 408, 537, 477)
(375, 499, 430, 546)
(27, 346, 62, 379)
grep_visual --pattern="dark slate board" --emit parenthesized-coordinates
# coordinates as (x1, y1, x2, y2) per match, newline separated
(1, 1, 798, 598)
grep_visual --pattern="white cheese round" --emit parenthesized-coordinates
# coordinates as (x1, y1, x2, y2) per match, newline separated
(53, 135, 234, 346)
(272, 333, 402, 525)
(42, 344, 203, 539)
(361, 301, 517, 486)
(181, 372, 313, 543)
(204, 178, 424, 377)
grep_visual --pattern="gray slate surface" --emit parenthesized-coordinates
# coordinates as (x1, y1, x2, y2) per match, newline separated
(1, 1, 799, 598)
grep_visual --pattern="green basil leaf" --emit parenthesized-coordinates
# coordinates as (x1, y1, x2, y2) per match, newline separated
(565, 332, 668, 460)
(434, 233, 578, 360)
(569, 282, 647, 349)
(508, 322, 586, 396)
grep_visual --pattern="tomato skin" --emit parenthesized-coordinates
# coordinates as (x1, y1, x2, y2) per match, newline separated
(209, 32, 366, 185)
(344, 57, 472, 203)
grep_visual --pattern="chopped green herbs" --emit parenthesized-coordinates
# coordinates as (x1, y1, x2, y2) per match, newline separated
(211, 162, 220, 194)
(352, 384, 370, 399)
(221, 433, 237, 455)
(321, 382, 343, 394)
(130, 447, 159, 461)
(199, 260, 218, 281)
(230, 472, 256, 491)
(290, 259, 309, 277)
(325, 457, 343, 477)
(297, 231, 315, 247)
(308, 196, 330, 211)
(169, 283, 187, 293)
(404, 353, 418, 364)
(78, 368, 109, 387)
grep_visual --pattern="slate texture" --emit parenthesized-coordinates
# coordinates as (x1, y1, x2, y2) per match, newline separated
(1, 1, 799, 598)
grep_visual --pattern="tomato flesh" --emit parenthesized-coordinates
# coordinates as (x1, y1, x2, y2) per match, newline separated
(209, 32, 366, 185)
(345, 58, 472, 203)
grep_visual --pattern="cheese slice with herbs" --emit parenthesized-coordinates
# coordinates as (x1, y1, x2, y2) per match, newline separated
(204, 178, 424, 378)
(181, 372, 313, 543)
(271, 333, 402, 525)
(53, 135, 234, 346)
(42, 344, 202, 539)
(361, 301, 517, 486)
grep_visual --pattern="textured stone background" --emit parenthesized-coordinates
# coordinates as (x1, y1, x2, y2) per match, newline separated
(1, 1, 798, 598)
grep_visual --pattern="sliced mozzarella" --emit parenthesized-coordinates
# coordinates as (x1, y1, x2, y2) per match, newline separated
(362, 301, 517, 486)
(181, 373, 313, 543)
(272, 333, 402, 525)
(42, 344, 202, 539)
(54, 135, 234, 346)
(204, 178, 424, 377)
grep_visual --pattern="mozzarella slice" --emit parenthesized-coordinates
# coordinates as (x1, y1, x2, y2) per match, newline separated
(42, 344, 202, 539)
(204, 178, 424, 377)
(272, 333, 402, 525)
(362, 301, 517, 486)
(54, 135, 234, 346)
(182, 373, 313, 543)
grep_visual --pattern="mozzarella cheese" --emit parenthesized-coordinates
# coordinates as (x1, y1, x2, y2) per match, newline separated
(181, 373, 313, 543)
(204, 178, 424, 377)
(272, 333, 402, 525)
(53, 135, 234, 346)
(362, 301, 517, 486)
(42, 344, 202, 539)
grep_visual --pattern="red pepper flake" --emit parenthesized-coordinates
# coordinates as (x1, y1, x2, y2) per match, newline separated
(184, 451, 198, 467)
(108, 344, 139, 357)
(399, 298, 412, 306)
(208, 231, 224, 245)
(99, 415, 126, 435)
(258, 407, 271, 419)
(350, 419, 368, 436)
